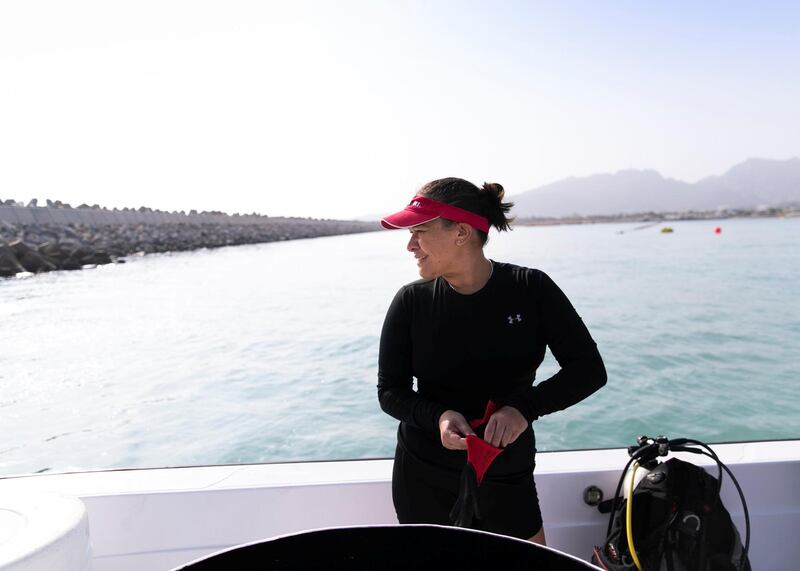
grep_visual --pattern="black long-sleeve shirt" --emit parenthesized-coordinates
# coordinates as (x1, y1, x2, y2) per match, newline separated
(377, 261, 606, 469)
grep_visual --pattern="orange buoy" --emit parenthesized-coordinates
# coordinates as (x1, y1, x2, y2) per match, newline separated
(714, 226, 722, 234)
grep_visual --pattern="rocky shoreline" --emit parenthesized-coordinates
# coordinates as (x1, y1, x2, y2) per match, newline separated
(0, 202, 378, 278)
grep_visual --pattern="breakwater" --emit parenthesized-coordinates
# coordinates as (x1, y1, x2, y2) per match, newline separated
(0, 204, 378, 278)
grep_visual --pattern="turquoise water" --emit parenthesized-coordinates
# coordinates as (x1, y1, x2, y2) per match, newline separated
(1, 218, 798, 475)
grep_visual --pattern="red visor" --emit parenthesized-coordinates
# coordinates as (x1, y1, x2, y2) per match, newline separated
(467, 401, 504, 485)
(381, 195, 490, 233)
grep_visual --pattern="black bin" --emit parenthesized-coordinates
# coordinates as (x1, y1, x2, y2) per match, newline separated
(174, 524, 599, 570)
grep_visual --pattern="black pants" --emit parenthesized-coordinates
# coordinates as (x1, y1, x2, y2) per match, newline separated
(391, 440, 543, 540)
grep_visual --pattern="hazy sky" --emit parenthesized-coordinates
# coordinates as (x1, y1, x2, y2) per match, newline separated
(1, 1, 798, 219)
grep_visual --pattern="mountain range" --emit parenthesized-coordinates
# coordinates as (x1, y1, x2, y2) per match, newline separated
(509, 157, 800, 218)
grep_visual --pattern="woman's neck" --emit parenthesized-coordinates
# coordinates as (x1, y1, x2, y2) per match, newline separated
(442, 255, 493, 295)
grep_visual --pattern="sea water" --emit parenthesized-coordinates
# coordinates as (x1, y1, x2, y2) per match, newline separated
(1, 218, 798, 475)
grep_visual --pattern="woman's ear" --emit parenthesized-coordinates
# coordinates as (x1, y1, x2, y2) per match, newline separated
(455, 223, 472, 246)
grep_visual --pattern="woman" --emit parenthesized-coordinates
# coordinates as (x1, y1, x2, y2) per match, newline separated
(377, 177, 607, 543)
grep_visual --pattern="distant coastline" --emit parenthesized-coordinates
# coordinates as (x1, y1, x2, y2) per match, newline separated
(0, 200, 378, 278)
(514, 205, 800, 227)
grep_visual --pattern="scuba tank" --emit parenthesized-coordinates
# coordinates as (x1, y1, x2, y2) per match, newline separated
(621, 462, 652, 501)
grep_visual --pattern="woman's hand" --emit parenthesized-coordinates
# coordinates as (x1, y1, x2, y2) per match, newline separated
(438, 410, 475, 450)
(484, 405, 528, 448)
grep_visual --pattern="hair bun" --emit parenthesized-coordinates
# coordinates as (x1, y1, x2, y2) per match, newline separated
(482, 182, 505, 201)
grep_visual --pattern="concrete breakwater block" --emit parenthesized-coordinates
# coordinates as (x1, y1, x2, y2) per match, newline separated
(0, 236, 113, 277)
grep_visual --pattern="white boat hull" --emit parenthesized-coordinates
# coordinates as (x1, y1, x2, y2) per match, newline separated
(1, 440, 798, 570)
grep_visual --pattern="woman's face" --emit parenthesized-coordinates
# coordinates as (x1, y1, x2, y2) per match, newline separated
(406, 219, 461, 279)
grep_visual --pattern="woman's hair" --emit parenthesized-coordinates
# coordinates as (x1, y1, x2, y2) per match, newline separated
(418, 177, 514, 245)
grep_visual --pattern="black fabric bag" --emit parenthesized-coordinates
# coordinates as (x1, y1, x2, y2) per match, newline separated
(592, 438, 750, 571)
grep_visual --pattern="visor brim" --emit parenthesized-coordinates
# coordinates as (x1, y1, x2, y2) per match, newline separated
(380, 211, 440, 230)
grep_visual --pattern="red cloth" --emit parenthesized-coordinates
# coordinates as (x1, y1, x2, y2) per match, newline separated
(466, 401, 504, 485)
(465, 435, 503, 484)
(469, 400, 501, 428)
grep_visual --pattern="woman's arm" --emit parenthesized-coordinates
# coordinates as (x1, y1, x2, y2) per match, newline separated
(377, 287, 448, 433)
(504, 271, 607, 423)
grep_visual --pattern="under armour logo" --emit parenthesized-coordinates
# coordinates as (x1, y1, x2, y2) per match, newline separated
(507, 314, 523, 325)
